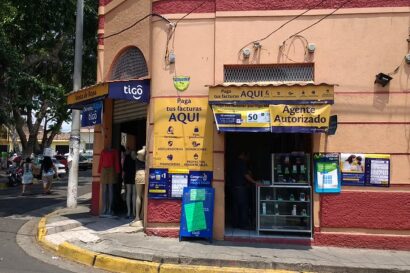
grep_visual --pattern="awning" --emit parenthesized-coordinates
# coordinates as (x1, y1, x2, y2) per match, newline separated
(209, 83, 335, 133)
(66, 79, 150, 108)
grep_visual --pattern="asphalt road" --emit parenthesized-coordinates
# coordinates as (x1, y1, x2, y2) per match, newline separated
(0, 169, 105, 273)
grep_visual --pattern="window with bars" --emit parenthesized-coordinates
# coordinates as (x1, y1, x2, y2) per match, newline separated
(110, 47, 148, 81)
(224, 63, 314, 83)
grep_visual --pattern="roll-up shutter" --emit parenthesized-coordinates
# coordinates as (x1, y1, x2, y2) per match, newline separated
(113, 100, 147, 124)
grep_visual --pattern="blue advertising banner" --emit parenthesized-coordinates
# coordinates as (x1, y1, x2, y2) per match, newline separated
(179, 187, 214, 242)
(81, 101, 102, 127)
(108, 79, 150, 103)
(148, 168, 169, 199)
(313, 153, 341, 193)
(189, 171, 213, 187)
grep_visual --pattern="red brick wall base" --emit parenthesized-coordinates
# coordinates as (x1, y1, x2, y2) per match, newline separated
(145, 228, 179, 238)
(314, 232, 410, 251)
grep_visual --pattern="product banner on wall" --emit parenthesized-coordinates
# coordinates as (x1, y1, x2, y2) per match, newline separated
(313, 153, 341, 193)
(148, 168, 169, 199)
(212, 105, 270, 132)
(81, 100, 103, 127)
(208, 85, 334, 105)
(152, 97, 213, 171)
(108, 79, 150, 103)
(189, 171, 213, 187)
(340, 153, 390, 187)
(269, 104, 331, 133)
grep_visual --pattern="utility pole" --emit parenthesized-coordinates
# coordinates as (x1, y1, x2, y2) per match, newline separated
(67, 0, 84, 208)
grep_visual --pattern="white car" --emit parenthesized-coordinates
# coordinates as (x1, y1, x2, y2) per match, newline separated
(52, 158, 66, 177)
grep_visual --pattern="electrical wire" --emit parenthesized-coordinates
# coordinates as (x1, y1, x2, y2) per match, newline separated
(238, 0, 327, 55)
(103, 13, 171, 40)
(165, 0, 209, 62)
(284, 0, 353, 42)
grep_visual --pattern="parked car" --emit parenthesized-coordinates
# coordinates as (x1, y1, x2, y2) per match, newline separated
(79, 155, 92, 171)
(55, 155, 68, 171)
(52, 158, 67, 178)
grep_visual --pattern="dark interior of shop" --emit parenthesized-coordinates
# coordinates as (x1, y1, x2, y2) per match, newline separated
(111, 118, 147, 214)
(225, 133, 312, 236)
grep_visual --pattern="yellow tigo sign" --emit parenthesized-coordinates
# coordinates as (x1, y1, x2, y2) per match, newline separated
(269, 104, 331, 132)
(152, 97, 213, 171)
(209, 84, 334, 104)
(67, 83, 108, 105)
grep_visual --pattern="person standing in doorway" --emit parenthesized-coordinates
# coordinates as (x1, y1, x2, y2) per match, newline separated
(123, 148, 136, 219)
(231, 151, 259, 230)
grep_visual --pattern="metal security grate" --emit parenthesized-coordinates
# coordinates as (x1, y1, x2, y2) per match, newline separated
(110, 47, 148, 80)
(224, 64, 314, 82)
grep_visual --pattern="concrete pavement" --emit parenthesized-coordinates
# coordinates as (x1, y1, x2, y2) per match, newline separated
(37, 206, 410, 273)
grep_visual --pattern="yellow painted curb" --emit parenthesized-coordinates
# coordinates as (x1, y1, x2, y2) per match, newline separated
(58, 242, 98, 266)
(94, 253, 160, 273)
(160, 264, 307, 273)
(37, 217, 47, 241)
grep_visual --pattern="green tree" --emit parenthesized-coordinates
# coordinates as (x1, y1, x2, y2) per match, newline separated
(0, 0, 98, 156)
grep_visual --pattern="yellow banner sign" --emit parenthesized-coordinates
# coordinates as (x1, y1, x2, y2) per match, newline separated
(209, 84, 334, 104)
(67, 83, 108, 105)
(269, 104, 331, 133)
(153, 97, 213, 171)
(212, 105, 270, 132)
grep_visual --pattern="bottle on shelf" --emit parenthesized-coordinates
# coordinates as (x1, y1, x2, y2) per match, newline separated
(289, 194, 295, 201)
(300, 192, 305, 201)
(274, 204, 279, 215)
(262, 202, 266, 215)
(292, 205, 297, 216)
(301, 209, 307, 216)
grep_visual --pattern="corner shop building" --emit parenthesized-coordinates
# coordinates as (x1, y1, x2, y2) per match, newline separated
(67, 0, 410, 250)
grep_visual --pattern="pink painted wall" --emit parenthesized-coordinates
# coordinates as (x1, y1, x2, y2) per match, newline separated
(100, 0, 410, 246)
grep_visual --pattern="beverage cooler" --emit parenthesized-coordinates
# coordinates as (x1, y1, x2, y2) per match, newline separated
(257, 153, 312, 236)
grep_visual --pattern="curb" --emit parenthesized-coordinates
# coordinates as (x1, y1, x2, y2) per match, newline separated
(36, 215, 306, 273)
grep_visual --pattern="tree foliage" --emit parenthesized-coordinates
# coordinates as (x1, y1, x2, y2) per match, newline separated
(0, 0, 98, 156)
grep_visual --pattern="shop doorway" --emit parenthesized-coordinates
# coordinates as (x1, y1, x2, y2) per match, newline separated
(225, 133, 313, 238)
(111, 118, 147, 215)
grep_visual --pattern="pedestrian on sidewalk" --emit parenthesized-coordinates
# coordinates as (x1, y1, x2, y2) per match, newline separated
(41, 156, 57, 195)
(21, 157, 33, 195)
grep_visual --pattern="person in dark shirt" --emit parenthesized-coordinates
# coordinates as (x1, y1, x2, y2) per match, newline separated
(231, 151, 259, 229)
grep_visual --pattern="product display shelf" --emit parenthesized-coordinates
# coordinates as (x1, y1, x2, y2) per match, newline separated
(257, 185, 312, 235)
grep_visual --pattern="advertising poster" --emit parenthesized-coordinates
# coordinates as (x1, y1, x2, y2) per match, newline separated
(179, 187, 215, 242)
(269, 104, 331, 133)
(313, 153, 341, 193)
(212, 105, 270, 132)
(340, 153, 366, 186)
(81, 101, 102, 127)
(169, 169, 189, 199)
(148, 168, 169, 199)
(189, 171, 213, 187)
(152, 97, 213, 171)
(365, 154, 390, 187)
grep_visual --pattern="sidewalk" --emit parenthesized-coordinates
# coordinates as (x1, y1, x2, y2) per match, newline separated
(37, 206, 410, 273)
(0, 169, 9, 189)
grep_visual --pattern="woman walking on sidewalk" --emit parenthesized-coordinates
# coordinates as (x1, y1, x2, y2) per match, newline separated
(41, 156, 57, 195)
(21, 157, 33, 195)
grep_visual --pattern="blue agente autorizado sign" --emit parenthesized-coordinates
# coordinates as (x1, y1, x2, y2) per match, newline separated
(81, 100, 102, 127)
(108, 79, 150, 103)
